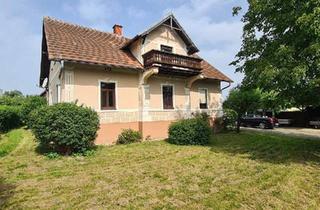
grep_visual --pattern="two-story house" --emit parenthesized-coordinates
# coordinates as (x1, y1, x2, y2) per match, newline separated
(39, 14, 232, 144)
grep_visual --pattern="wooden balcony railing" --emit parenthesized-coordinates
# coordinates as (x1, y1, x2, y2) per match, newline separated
(142, 50, 202, 70)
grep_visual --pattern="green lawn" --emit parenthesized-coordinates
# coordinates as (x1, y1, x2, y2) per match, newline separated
(1, 129, 320, 209)
(0, 129, 24, 157)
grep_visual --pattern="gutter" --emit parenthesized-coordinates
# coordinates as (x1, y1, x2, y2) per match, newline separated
(221, 82, 231, 91)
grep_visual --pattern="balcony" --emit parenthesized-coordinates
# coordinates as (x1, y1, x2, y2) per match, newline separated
(142, 50, 202, 74)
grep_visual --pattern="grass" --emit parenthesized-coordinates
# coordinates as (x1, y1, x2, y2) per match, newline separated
(0, 130, 320, 209)
(0, 129, 24, 157)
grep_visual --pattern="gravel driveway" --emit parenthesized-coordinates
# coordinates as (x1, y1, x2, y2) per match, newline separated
(242, 127, 320, 139)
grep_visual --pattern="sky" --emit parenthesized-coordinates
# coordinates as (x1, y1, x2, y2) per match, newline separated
(0, 0, 247, 96)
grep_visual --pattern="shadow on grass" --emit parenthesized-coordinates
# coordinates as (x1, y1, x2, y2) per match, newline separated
(0, 177, 15, 207)
(35, 143, 98, 157)
(210, 131, 320, 164)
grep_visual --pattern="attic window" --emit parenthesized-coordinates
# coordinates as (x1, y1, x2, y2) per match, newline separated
(161, 45, 173, 53)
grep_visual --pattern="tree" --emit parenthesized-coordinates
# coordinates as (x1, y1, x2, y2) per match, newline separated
(223, 87, 262, 132)
(3, 90, 23, 97)
(232, 0, 320, 109)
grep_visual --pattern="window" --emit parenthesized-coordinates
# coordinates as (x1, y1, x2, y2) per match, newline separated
(100, 82, 116, 110)
(199, 88, 208, 109)
(160, 45, 173, 53)
(162, 85, 174, 109)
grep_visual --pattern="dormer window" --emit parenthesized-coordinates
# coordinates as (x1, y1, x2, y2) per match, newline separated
(160, 45, 173, 53)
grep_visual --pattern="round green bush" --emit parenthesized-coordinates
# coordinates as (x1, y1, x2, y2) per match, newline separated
(168, 116, 212, 145)
(117, 129, 142, 144)
(0, 105, 22, 132)
(29, 103, 99, 154)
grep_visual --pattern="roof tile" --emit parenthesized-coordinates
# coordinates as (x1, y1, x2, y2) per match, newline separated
(44, 17, 142, 69)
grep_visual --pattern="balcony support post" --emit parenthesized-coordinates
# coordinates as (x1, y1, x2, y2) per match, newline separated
(140, 67, 159, 85)
(185, 74, 206, 115)
(186, 73, 205, 89)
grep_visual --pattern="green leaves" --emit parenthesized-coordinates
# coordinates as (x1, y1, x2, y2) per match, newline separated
(168, 116, 211, 145)
(232, 0, 320, 108)
(223, 87, 262, 116)
(29, 103, 99, 154)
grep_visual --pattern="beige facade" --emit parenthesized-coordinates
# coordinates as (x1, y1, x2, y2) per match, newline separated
(46, 17, 227, 145)
(48, 62, 223, 144)
(130, 25, 188, 63)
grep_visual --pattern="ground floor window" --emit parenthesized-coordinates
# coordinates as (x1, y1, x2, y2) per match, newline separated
(199, 88, 208, 109)
(162, 85, 174, 109)
(101, 82, 116, 110)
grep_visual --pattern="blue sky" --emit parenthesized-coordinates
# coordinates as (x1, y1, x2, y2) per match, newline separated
(0, 0, 247, 96)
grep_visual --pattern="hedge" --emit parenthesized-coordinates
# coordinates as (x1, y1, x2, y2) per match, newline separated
(21, 96, 46, 123)
(29, 103, 99, 154)
(0, 105, 22, 132)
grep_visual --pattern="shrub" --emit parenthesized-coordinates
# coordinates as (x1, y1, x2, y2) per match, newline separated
(117, 129, 142, 144)
(0, 95, 25, 106)
(222, 109, 238, 131)
(168, 116, 211, 145)
(21, 96, 46, 123)
(29, 103, 99, 154)
(192, 111, 210, 121)
(0, 105, 22, 132)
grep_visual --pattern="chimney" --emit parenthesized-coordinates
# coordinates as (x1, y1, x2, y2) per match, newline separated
(113, 24, 123, 36)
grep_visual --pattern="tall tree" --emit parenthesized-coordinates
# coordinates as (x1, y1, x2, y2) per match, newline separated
(223, 87, 262, 132)
(232, 0, 320, 109)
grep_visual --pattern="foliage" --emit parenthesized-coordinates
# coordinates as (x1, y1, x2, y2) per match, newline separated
(191, 111, 210, 121)
(0, 93, 46, 126)
(222, 109, 238, 131)
(0, 105, 22, 132)
(117, 129, 142, 144)
(168, 116, 211, 145)
(223, 87, 262, 116)
(0, 95, 25, 106)
(3, 90, 23, 97)
(29, 103, 99, 154)
(232, 0, 320, 109)
(45, 152, 60, 160)
(223, 87, 262, 132)
(0, 129, 23, 157)
(21, 96, 47, 123)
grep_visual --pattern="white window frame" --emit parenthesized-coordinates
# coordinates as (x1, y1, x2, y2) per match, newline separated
(161, 83, 175, 110)
(198, 88, 209, 109)
(56, 84, 61, 103)
(98, 80, 118, 111)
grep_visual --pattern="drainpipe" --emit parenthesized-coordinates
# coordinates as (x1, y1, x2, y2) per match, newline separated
(58, 60, 65, 78)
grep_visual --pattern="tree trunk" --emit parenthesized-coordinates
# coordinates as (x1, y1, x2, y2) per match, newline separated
(236, 116, 241, 133)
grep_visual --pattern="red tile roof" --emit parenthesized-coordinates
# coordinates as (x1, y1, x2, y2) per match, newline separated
(43, 17, 142, 69)
(41, 17, 232, 83)
(201, 60, 233, 82)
